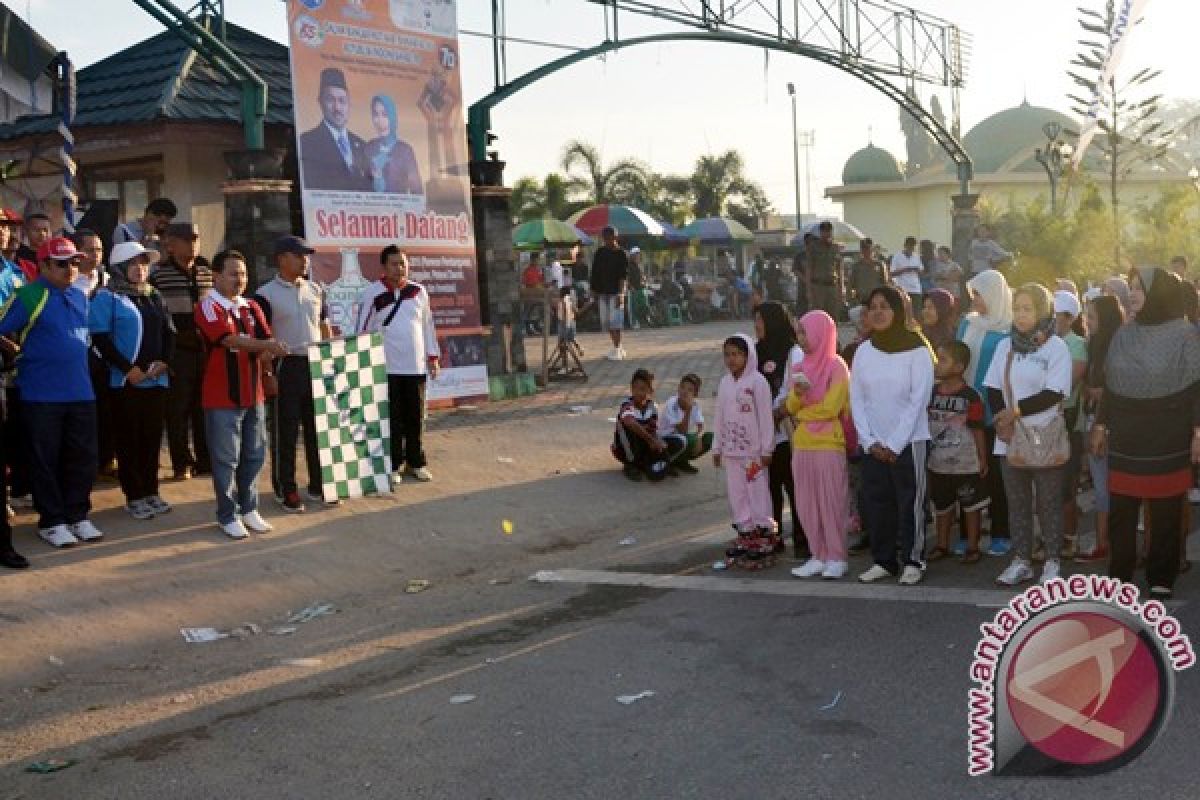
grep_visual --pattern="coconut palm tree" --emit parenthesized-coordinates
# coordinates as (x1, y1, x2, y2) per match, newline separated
(510, 172, 581, 223)
(560, 140, 650, 206)
(687, 150, 773, 229)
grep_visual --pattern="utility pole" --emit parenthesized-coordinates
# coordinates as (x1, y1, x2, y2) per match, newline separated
(799, 129, 815, 218)
(787, 83, 801, 231)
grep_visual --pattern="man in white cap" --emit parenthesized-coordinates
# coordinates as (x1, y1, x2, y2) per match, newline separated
(1054, 288, 1087, 560)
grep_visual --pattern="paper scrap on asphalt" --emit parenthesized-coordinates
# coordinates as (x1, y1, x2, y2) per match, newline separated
(820, 690, 843, 711)
(569, 405, 592, 415)
(281, 657, 323, 667)
(405, 579, 431, 594)
(496, 456, 515, 464)
(617, 536, 637, 546)
(502, 520, 514, 535)
(450, 694, 477, 705)
(286, 603, 336, 624)
(180, 627, 228, 643)
(616, 691, 656, 705)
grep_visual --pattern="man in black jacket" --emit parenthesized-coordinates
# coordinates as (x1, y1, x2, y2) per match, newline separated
(590, 226, 629, 360)
(298, 68, 368, 192)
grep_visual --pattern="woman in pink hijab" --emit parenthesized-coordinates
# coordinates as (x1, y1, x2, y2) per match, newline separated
(786, 310, 853, 579)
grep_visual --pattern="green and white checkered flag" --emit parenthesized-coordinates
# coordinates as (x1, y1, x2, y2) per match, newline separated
(308, 333, 392, 500)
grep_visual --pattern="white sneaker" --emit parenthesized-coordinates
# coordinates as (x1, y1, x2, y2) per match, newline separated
(790, 559, 825, 578)
(38, 524, 78, 548)
(1041, 559, 1061, 583)
(899, 565, 923, 585)
(407, 466, 433, 482)
(70, 519, 104, 542)
(125, 500, 156, 520)
(618, 346, 628, 359)
(606, 347, 620, 361)
(996, 558, 1034, 587)
(220, 519, 249, 540)
(858, 564, 894, 583)
(146, 495, 172, 515)
(391, 470, 405, 486)
(821, 561, 848, 579)
(305, 488, 341, 506)
(241, 510, 273, 533)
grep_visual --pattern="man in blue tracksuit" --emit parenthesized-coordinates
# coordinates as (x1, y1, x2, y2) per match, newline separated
(0, 236, 102, 548)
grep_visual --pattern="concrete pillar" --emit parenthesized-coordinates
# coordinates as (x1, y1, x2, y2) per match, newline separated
(221, 149, 293, 288)
(471, 158, 527, 378)
(951, 193, 980, 269)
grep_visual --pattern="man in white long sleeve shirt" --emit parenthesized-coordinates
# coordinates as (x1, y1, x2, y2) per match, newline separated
(356, 245, 440, 483)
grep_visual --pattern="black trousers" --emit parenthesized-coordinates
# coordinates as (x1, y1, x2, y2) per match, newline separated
(24, 401, 97, 529)
(4, 387, 29, 497)
(1110, 493, 1182, 590)
(861, 442, 927, 572)
(165, 349, 210, 473)
(270, 356, 322, 496)
(768, 440, 805, 550)
(388, 374, 427, 471)
(91, 360, 115, 469)
(112, 387, 166, 503)
(984, 426, 1009, 539)
(0, 400, 12, 552)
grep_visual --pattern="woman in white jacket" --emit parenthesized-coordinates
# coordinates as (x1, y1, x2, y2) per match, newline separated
(851, 286, 936, 585)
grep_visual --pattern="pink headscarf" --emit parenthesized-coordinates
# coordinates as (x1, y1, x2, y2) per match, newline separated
(798, 310, 849, 401)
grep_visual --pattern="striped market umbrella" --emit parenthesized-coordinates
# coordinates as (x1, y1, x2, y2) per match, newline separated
(680, 216, 755, 245)
(512, 218, 593, 250)
(789, 219, 867, 247)
(567, 204, 667, 237)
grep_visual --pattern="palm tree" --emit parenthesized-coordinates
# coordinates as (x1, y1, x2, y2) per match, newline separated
(560, 140, 649, 206)
(687, 150, 773, 229)
(510, 172, 582, 223)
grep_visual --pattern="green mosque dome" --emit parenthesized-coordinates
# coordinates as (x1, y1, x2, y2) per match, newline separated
(842, 144, 904, 184)
(963, 101, 1078, 174)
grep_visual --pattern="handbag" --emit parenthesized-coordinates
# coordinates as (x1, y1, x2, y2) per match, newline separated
(1003, 350, 1069, 469)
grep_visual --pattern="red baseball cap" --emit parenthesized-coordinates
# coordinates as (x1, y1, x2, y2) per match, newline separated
(37, 236, 81, 263)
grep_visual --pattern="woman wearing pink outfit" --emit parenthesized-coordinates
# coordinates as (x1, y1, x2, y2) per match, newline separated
(786, 311, 852, 579)
(713, 334, 778, 568)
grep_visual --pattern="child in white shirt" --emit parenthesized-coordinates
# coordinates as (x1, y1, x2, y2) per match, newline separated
(658, 373, 714, 474)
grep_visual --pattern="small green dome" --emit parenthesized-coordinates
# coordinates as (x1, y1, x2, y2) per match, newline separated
(964, 101, 1077, 174)
(842, 144, 903, 184)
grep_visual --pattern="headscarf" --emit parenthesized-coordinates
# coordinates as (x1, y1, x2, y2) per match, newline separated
(1103, 276, 1132, 318)
(798, 310, 849, 400)
(1086, 294, 1124, 389)
(370, 94, 399, 192)
(371, 94, 399, 147)
(725, 333, 759, 385)
(867, 285, 933, 356)
(1105, 267, 1200, 399)
(1131, 267, 1184, 326)
(108, 257, 154, 297)
(754, 301, 797, 396)
(921, 288, 957, 350)
(1010, 283, 1056, 355)
(960, 269, 1012, 379)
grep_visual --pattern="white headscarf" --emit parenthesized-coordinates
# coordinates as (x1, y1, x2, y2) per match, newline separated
(960, 269, 1013, 381)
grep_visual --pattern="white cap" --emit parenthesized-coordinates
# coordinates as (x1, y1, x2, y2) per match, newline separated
(1053, 290, 1081, 318)
(628, 246, 641, 255)
(110, 240, 161, 267)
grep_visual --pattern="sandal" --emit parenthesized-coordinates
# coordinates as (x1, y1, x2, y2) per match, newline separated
(927, 546, 949, 562)
(960, 548, 983, 564)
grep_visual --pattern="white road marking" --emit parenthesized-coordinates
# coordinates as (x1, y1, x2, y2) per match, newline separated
(530, 568, 1022, 607)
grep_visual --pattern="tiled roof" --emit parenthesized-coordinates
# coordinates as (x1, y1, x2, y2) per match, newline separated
(0, 18, 293, 140)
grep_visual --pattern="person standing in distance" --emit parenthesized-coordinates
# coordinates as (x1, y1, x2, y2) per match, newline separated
(591, 226, 629, 360)
(254, 235, 337, 512)
(356, 246, 441, 484)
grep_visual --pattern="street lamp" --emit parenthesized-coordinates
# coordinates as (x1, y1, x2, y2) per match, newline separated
(1034, 121, 1074, 214)
(787, 82, 802, 232)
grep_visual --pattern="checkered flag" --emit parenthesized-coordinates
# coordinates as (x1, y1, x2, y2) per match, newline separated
(308, 333, 392, 499)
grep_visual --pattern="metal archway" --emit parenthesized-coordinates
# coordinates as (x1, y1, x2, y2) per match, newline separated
(467, 30, 973, 194)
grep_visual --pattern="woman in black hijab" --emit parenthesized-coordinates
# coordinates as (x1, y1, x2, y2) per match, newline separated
(756, 301, 807, 558)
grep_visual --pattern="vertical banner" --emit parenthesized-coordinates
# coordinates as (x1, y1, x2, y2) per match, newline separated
(309, 333, 392, 499)
(287, 0, 487, 402)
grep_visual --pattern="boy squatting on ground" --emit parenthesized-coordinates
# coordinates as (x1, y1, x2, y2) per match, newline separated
(657, 373, 714, 474)
(925, 340, 990, 563)
(612, 368, 682, 481)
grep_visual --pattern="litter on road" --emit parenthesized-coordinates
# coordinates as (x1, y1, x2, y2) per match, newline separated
(405, 579, 432, 594)
(820, 690, 844, 711)
(229, 623, 262, 639)
(711, 561, 728, 571)
(616, 691, 656, 705)
(25, 759, 77, 773)
(46, 655, 64, 666)
(502, 520, 514, 535)
(180, 627, 228, 643)
(617, 536, 637, 546)
(449, 694, 477, 705)
(568, 405, 592, 414)
(268, 626, 299, 636)
(496, 456, 515, 464)
(286, 603, 336, 624)
(280, 658, 324, 667)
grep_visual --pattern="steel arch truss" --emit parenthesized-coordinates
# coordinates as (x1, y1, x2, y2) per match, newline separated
(468, 0, 973, 191)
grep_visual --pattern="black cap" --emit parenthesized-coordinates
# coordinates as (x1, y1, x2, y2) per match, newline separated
(274, 234, 315, 256)
(320, 67, 348, 93)
(165, 222, 199, 240)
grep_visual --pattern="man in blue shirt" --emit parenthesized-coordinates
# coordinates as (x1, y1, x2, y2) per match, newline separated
(0, 236, 103, 548)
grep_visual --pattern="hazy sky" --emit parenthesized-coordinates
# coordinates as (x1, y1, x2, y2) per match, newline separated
(41, 0, 1197, 217)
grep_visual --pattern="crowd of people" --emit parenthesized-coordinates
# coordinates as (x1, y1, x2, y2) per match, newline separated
(0, 199, 441, 568)
(611, 227, 1200, 599)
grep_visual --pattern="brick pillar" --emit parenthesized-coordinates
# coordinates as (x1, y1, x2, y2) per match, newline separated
(952, 193, 980, 269)
(222, 149, 294, 288)
(471, 158, 526, 377)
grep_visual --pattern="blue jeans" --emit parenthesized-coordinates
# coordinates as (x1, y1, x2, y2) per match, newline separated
(205, 405, 266, 525)
(24, 401, 97, 528)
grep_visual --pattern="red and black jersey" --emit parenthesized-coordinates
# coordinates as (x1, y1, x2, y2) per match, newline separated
(195, 292, 272, 410)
